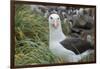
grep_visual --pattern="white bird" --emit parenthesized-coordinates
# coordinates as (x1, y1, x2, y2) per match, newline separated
(48, 13, 94, 62)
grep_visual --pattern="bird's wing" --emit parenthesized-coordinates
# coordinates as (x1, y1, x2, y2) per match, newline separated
(60, 37, 94, 55)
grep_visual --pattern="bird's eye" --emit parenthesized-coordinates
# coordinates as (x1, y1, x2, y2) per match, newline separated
(50, 17, 53, 19)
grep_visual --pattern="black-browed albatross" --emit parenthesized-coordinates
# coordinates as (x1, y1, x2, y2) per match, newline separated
(48, 13, 94, 62)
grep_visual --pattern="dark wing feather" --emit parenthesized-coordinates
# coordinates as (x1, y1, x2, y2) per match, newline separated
(60, 37, 94, 55)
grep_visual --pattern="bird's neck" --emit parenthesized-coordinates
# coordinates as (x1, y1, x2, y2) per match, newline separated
(49, 24, 66, 42)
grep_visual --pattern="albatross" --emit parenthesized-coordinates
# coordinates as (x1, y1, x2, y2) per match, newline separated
(48, 13, 94, 62)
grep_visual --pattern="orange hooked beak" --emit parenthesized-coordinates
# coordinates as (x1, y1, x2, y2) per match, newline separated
(52, 20, 59, 28)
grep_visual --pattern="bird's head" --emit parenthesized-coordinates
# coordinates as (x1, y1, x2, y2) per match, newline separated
(48, 14, 61, 29)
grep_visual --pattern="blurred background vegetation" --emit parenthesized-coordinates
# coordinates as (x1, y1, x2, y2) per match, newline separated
(15, 4, 95, 66)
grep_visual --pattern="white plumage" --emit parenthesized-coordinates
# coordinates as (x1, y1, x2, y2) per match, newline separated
(48, 14, 94, 62)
